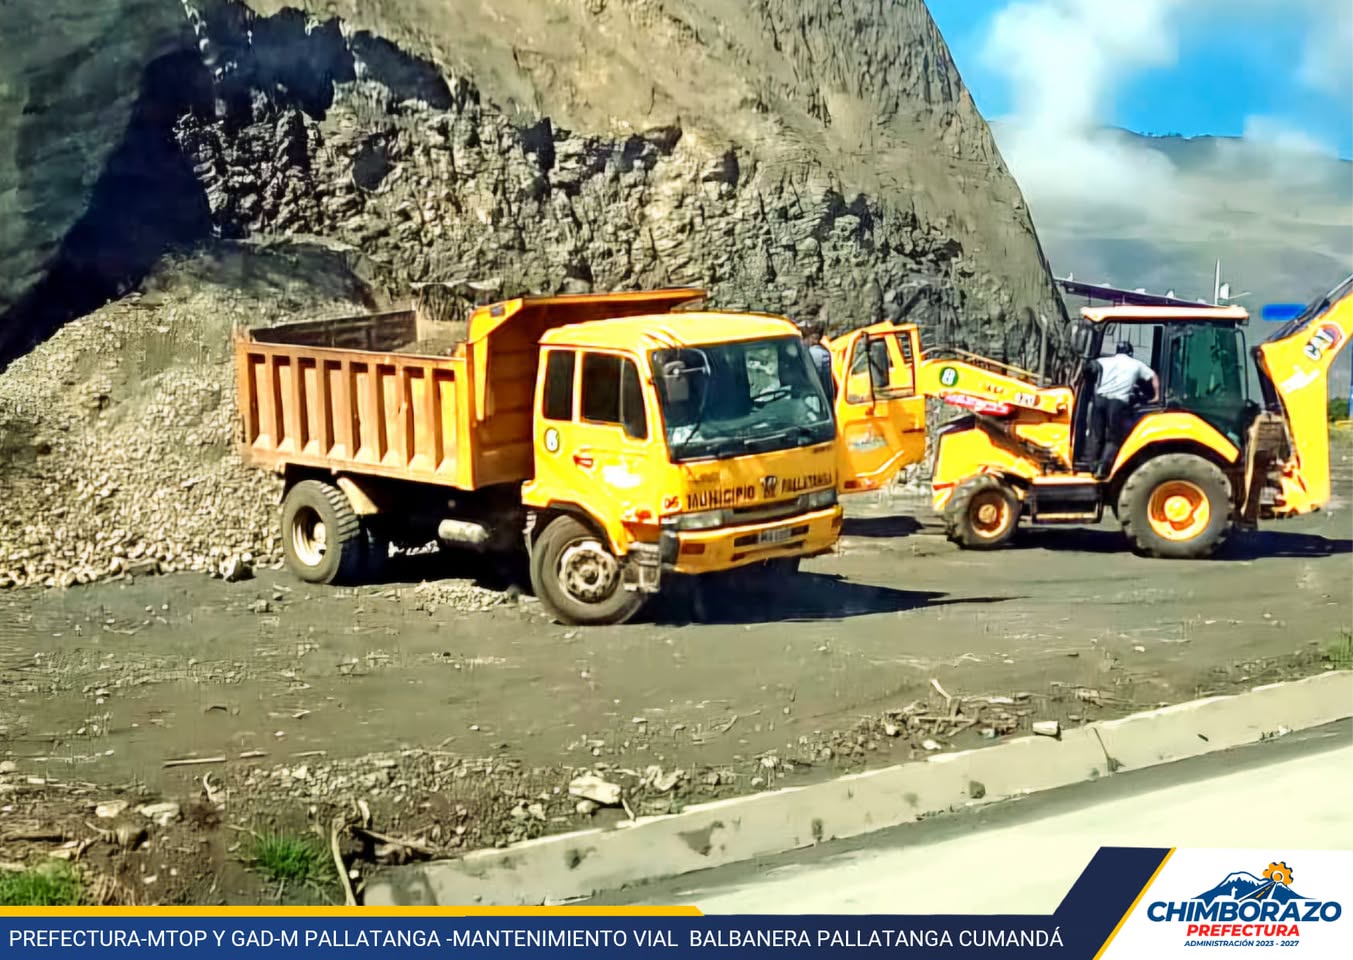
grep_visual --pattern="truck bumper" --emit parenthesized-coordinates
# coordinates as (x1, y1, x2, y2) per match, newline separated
(658, 506, 843, 575)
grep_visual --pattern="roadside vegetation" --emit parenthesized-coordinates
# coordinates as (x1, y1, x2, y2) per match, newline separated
(0, 863, 84, 906)
(246, 831, 334, 893)
(1326, 630, 1353, 671)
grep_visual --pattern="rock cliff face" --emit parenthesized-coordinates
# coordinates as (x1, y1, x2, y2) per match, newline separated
(0, 0, 204, 361)
(0, 0, 1070, 591)
(0, 0, 1065, 368)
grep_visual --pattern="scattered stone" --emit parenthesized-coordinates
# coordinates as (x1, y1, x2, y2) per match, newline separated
(94, 800, 129, 819)
(0, 761, 15, 775)
(568, 774, 622, 806)
(641, 766, 683, 793)
(1032, 720, 1061, 738)
(112, 823, 147, 849)
(921, 739, 942, 751)
(136, 801, 182, 826)
(574, 799, 599, 816)
(221, 556, 253, 583)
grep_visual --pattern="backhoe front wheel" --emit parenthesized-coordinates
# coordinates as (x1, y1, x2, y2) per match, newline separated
(530, 515, 645, 626)
(944, 475, 1020, 549)
(1118, 454, 1232, 559)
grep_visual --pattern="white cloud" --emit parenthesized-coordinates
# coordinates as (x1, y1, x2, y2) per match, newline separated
(1242, 116, 1334, 157)
(980, 0, 1188, 212)
(979, 0, 1344, 211)
(1297, 4, 1353, 101)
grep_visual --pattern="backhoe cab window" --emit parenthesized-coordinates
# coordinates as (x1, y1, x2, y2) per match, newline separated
(581, 353, 647, 440)
(1096, 323, 1160, 368)
(1164, 325, 1248, 443)
(651, 336, 833, 463)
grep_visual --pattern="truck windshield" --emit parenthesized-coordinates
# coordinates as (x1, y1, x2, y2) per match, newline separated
(649, 337, 834, 462)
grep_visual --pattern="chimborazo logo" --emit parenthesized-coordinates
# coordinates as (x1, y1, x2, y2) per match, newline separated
(1148, 860, 1342, 941)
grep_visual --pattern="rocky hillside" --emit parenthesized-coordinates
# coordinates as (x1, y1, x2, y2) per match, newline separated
(1, 0, 1065, 367)
(0, 0, 1069, 591)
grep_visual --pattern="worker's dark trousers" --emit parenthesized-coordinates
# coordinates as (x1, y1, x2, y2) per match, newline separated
(1087, 397, 1131, 478)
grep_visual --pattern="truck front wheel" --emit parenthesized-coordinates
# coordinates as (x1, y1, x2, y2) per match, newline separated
(280, 480, 368, 584)
(530, 515, 645, 626)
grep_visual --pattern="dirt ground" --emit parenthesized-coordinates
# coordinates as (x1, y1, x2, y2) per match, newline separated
(2, 439, 1350, 904)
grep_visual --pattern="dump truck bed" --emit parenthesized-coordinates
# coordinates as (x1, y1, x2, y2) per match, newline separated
(235, 307, 478, 488)
(234, 289, 705, 492)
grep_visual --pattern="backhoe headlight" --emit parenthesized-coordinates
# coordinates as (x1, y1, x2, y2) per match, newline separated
(672, 509, 727, 531)
(802, 488, 838, 511)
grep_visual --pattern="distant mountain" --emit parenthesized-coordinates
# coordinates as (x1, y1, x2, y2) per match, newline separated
(1195, 871, 1309, 904)
(991, 124, 1353, 397)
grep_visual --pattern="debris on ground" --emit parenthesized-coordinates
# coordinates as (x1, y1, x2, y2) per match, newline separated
(568, 774, 622, 807)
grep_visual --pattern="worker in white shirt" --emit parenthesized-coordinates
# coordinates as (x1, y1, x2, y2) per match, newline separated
(798, 319, 835, 403)
(1085, 341, 1160, 479)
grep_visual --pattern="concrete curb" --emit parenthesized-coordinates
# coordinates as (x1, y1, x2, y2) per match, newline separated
(365, 671, 1353, 906)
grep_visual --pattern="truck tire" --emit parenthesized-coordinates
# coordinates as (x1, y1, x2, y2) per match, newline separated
(944, 475, 1020, 549)
(280, 480, 368, 585)
(530, 515, 645, 626)
(1118, 454, 1232, 559)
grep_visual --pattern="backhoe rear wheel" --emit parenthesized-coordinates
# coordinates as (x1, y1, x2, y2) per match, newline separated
(530, 515, 645, 626)
(1118, 454, 1232, 559)
(944, 475, 1020, 549)
(281, 479, 368, 584)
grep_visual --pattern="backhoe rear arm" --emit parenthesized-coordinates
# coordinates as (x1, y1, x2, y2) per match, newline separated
(1254, 276, 1353, 515)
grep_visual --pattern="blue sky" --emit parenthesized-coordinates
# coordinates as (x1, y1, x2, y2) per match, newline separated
(927, 0, 1353, 159)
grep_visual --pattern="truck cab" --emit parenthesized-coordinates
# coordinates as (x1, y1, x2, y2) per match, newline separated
(521, 311, 844, 624)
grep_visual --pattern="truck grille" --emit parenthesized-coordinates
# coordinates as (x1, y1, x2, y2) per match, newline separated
(728, 499, 809, 524)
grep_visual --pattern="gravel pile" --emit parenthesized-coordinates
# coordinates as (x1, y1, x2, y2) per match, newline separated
(0, 246, 366, 590)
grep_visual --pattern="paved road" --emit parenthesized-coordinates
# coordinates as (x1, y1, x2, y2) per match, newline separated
(598, 721, 1353, 914)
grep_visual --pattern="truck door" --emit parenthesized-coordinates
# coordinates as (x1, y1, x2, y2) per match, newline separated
(534, 349, 658, 552)
(833, 324, 927, 494)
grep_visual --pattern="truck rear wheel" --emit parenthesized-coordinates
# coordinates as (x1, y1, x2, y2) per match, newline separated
(530, 515, 645, 626)
(1119, 454, 1232, 559)
(944, 475, 1020, 549)
(281, 480, 368, 585)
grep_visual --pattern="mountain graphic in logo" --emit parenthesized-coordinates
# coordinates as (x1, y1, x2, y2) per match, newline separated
(1196, 862, 1308, 904)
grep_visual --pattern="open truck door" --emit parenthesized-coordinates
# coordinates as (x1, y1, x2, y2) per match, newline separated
(830, 322, 927, 494)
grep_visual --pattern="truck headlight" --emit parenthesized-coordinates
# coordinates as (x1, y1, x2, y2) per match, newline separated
(672, 509, 726, 531)
(802, 488, 837, 511)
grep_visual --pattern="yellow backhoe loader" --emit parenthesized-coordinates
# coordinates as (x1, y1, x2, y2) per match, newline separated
(918, 276, 1353, 558)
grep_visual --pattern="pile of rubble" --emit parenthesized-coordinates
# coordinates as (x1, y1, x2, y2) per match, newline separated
(0, 246, 363, 591)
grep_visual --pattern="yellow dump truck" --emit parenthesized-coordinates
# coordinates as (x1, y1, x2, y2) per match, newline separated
(235, 289, 877, 625)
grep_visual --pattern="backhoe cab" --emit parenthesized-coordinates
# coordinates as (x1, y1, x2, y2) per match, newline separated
(928, 276, 1352, 558)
